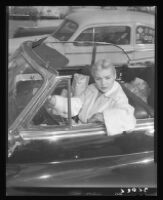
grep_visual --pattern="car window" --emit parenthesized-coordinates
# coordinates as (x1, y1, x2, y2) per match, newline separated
(75, 26, 130, 46)
(136, 26, 154, 44)
(94, 26, 131, 45)
(75, 28, 93, 41)
(53, 20, 78, 41)
(74, 28, 93, 46)
(31, 79, 70, 127)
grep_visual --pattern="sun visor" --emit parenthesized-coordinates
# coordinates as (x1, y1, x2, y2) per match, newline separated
(32, 43, 69, 71)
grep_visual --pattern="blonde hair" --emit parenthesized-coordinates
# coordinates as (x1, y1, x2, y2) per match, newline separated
(91, 59, 116, 77)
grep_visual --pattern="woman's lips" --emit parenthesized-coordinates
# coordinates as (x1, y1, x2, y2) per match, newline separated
(101, 87, 107, 91)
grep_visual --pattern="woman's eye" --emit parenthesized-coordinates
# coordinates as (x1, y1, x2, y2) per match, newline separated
(105, 77, 111, 80)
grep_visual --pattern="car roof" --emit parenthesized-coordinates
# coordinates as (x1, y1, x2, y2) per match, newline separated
(67, 10, 154, 28)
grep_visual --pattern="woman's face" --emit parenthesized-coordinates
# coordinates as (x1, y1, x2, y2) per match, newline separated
(94, 68, 116, 93)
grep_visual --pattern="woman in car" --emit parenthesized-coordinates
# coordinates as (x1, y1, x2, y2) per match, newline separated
(47, 59, 136, 135)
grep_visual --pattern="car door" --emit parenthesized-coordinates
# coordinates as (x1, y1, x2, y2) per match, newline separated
(7, 122, 155, 190)
(64, 24, 135, 67)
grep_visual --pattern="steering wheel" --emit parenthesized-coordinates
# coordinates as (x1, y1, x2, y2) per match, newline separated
(43, 105, 68, 125)
(32, 105, 60, 125)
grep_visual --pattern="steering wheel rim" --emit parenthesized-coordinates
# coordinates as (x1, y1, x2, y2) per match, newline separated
(43, 105, 68, 125)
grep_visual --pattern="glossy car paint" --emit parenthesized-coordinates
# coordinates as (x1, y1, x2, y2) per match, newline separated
(7, 151, 155, 188)
(7, 120, 155, 188)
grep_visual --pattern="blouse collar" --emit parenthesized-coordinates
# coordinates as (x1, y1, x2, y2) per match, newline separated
(104, 81, 119, 97)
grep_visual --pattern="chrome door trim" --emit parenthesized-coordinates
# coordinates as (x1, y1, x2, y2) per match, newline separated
(19, 118, 154, 141)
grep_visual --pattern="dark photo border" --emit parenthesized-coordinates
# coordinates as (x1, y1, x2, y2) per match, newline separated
(1, 1, 158, 197)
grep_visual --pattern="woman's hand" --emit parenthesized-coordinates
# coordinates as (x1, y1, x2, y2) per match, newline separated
(44, 95, 57, 114)
(47, 95, 56, 106)
(88, 113, 104, 123)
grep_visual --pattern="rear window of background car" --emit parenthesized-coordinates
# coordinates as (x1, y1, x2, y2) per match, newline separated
(136, 26, 154, 44)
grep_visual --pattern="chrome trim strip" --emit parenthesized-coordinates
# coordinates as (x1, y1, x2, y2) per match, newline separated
(9, 45, 51, 131)
(20, 118, 154, 141)
(67, 78, 72, 127)
(20, 128, 106, 141)
(49, 150, 154, 164)
(133, 48, 154, 52)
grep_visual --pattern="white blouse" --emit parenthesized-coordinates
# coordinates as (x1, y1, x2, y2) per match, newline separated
(52, 81, 136, 136)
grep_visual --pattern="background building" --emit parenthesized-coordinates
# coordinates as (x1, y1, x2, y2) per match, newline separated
(8, 6, 155, 19)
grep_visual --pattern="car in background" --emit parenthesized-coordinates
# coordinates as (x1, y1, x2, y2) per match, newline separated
(9, 10, 155, 69)
(7, 41, 156, 195)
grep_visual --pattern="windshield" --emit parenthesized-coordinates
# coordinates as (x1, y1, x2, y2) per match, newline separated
(52, 19, 78, 41)
(8, 55, 44, 127)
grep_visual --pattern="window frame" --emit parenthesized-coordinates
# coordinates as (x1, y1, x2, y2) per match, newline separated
(8, 53, 50, 131)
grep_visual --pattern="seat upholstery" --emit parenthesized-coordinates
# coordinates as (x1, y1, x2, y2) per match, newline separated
(129, 98, 149, 119)
(134, 105, 149, 119)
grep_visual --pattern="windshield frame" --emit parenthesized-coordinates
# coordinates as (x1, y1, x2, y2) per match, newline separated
(8, 45, 53, 131)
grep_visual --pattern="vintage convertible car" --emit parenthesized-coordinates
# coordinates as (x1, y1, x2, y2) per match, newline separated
(7, 41, 156, 195)
(9, 10, 154, 69)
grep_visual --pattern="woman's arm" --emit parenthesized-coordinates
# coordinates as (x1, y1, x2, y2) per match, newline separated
(47, 95, 84, 117)
(103, 94, 136, 135)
